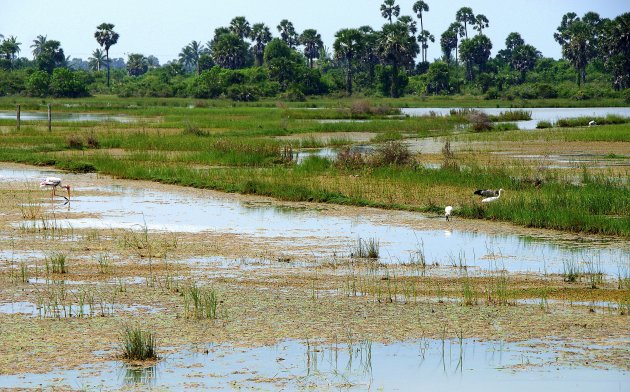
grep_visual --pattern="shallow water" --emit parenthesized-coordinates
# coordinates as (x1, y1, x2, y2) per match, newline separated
(0, 111, 133, 123)
(0, 338, 626, 391)
(6, 166, 630, 275)
(401, 107, 630, 130)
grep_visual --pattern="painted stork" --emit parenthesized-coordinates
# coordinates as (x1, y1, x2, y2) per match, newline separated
(40, 177, 71, 201)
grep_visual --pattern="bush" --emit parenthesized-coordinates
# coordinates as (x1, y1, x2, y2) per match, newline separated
(66, 135, 84, 149)
(227, 84, 259, 101)
(623, 89, 630, 104)
(467, 111, 492, 131)
(26, 70, 50, 97)
(336, 147, 365, 170)
(536, 121, 552, 129)
(86, 133, 100, 148)
(371, 141, 413, 166)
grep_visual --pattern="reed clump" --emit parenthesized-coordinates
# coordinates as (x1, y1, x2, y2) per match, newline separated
(120, 327, 158, 361)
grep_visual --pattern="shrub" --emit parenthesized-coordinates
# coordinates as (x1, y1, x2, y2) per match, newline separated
(467, 111, 492, 131)
(623, 89, 630, 104)
(86, 133, 100, 148)
(536, 121, 552, 129)
(66, 135, 84, 149)
(336, 147, 365, 169)
(371, 141, 413, 166)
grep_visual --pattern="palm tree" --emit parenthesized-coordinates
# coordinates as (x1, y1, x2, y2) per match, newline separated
(418, 29, 435, 62)
(300, 29, 323, 68)
(380, 0, 400, 24)
(30, 35, 47, 59)
(412, 1, 429, 32)
(333, 28, 363, 94)
(250, 23, 272, 66)
(440, 28, 458, 64)
(126, 53, 148, 76)
(473, 14, 489, 35)
(455, 7, 475, 39)
(0, 35, 21, 61)
(94, 23, 120, 87)
(378, 22, 419, 97)
(179, 40, 206, 74)
(88, 48, 106, 71)
(277, 19, 299, 48)
(398, 16, 417, 35)
(447, 22, 465, 62)
(230, 16, 251, 40)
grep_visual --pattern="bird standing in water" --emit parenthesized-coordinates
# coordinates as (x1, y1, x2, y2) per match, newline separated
(445, 206, 453, 221)
(40, 177, 71, 202)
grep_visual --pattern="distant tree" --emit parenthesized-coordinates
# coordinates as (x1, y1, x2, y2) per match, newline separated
(398, 16, 418, 35)
(455, 7, 475, 39)
(418, 29, 435, 63)
(88, 48, 106, 71)
(440, 28, 458, 64)
(380, 0, 400, 24)
(49, 68, 88, 97)
(230, 16, 252, 40)
(425, 60, 450, 94)
(601, 12, 630, 89)
(250, 23, 272, 66)
(333, 28, 363, 94)
(378, 21, 419, 97)
(277, 19, 299, 48)
(459, 34, 492, 80)
(554, 12, 603, 85)
(179, 41, 207, 75)
(94, 23, 119, 87)
(0, 36, 21, 61)
(212, 33, 250, 69)
(473, 14, 489, 35)
(126, 53, 148, 76)
(26, 70, 50, 97)
(36, 40, 65, 73)
(299, 29, 323, 68)
(30, 35, 47, 59)
(412, 1, 429, 32)
(511, 44, 541, 81)
(146, 55, 160, 69)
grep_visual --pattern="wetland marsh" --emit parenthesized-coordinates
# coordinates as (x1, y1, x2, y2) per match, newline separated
(0, 97, 628, 390)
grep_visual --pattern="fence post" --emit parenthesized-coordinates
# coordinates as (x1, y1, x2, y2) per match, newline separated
(16, 104, 20, 130)
(47, 103, 52, 131)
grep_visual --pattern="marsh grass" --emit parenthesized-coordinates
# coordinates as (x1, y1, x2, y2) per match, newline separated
(461, 275, 478, 306)
(97, 254, 112, 274)
(46, 253, 68, 274)
(351, 237, 380, 259)
(489, 110, 532, 122)
(562, 259, 581, 283)
(183, 284, 221, 320)
(120, 327, 158, 361)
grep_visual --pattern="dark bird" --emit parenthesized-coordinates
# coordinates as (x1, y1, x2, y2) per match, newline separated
(474, 189, 500, 198)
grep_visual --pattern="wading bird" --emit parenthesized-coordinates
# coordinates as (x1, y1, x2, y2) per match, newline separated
(588, 120, 597, 127)
(40, 177, 71, 201)
(445, 206, 453, 221)
(474, 189, 500, 197)
(481, 189, 504, 203)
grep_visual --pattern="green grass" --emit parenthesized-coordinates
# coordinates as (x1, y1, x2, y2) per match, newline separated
(120, 327, 158, 361)
(183, 284, 221, 320)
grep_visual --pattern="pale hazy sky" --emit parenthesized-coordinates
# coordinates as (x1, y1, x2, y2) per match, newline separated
(4, 0, 627, 64)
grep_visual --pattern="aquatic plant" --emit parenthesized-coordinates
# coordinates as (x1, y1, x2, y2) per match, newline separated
(120, 327, 158, 361)
(351, 237, 380, 259)
(183, 284, 220, 320)
(47, 253, 68, 274)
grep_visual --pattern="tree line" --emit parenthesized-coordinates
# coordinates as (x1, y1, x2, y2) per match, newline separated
(0, 1, 628, 101)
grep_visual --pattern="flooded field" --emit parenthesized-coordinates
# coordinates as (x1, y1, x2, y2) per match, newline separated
(0, 111, 134, 123)
(0, 163, 629, 390)
(401, 107, 630, 129)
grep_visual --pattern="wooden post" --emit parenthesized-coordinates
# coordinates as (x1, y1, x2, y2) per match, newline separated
(16, 104, 20, 130)
(47, 103, 52, 132)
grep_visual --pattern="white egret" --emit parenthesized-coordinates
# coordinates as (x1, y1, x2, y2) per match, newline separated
(481, 189, 504, 203)
(445, 206, 453, 221)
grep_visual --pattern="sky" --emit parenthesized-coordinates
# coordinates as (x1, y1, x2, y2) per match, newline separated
(3, 0, 627, 65)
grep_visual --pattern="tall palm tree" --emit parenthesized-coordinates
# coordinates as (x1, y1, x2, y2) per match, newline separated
(378, 22, 418, 97)
(473, 14, 489, 35)
(30, 35, 47, 59)
(380, 0, 400, 24)
(0, 35, 21, 61)
(299, 29, 323, 68)
(418, 29, 435, 62)
(230, 16, 251, 40)
(412, 1, 429, 32)
(94, 23, 120, 87)
(277, 19, 299, 48)
(126, 53, 148, 77)
(179, 40, 206, 74)
(333, 28, 363, 94)
(455, 7, 475, 39)
(447, 22, 465, 62)
(88, 48, 106, 71)
(250, 23, 272, 66)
